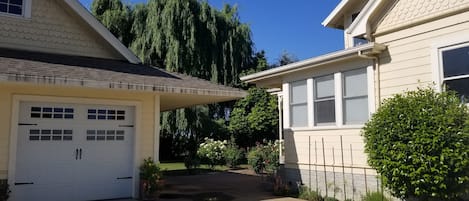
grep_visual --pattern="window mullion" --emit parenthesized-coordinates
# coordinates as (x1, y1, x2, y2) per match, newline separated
(335, 72, 343, 127)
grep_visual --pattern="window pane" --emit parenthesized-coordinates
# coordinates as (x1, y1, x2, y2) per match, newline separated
(0, 4, 6, 12)
(315, 75, 334, 99)
(445, 78, 469, 99)
(315, 100, 335, 124)
(344, 96, 368, 124)
(344, 68, 367, 97)
(10, 0, 23, 5)
(353, 37, 368, 47)
(442, 46, 469, 78)
(291, 104, 308, 127)
(9, 5, 21, 15)
(291, 80, 307, 104)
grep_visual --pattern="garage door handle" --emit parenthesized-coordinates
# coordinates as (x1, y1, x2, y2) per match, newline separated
(79, 148, 82, 160)
(14, 182, 34, 185)
(117, 177, 132, 180)
(119, 125, 134, 128)
(18, 123, 37, 126)
(75, 149, 78, 160)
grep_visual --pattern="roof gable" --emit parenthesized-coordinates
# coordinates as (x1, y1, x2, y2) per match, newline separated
(374, 0, 469, 35)
(0, 0, 140, 63)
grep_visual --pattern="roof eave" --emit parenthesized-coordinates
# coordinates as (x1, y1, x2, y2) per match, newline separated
(240, 43, 386, 84)
(322, 0, 349, 29)
(63, 0, 141, 64)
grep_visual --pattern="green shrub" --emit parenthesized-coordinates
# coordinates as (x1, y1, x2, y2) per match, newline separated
(223, 140, 244, 168)
(323, 197, 338, 201)
(139, 157, 162, 195)
(298, 186, 324, 201)
(362, 88, 469, 200)
(361, 191, 390, 201)
(247, 140, 280, 174)
(184, 155, 200, 174)
(197, 138, 227, 168)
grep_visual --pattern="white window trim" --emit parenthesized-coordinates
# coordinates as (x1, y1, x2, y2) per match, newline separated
(0, 0, 31, 19)
(431, 34, 469, 93)
(284, 66, 374, 130)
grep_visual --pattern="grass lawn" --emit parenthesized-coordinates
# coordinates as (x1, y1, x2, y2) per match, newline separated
(159, 162, 250, 176)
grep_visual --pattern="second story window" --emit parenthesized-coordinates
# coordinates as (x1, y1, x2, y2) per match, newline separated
(0, 0, 23, 16)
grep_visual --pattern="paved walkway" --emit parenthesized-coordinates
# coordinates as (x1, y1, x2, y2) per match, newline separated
(156, 169, 302, 201)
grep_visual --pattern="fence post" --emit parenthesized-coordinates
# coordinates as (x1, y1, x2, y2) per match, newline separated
(322, 138, 328, 197)
(340, 136, 346, 200)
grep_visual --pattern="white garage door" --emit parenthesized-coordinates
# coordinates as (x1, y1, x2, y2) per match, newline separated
(13, 101, 135, 201)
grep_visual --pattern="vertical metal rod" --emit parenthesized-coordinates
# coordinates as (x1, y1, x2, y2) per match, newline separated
(322, 138, 328, 197)
(315, 140, 318, 192)
(350, 144, 355, 200)
(332, 147, 336, 198)
(309, 136, 312, 188)
(340, 136, 347, 200)
(364, 168, 368, 193)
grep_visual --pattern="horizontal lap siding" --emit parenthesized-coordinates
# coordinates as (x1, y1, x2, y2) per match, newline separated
(0, 83, 159, 179)
(0, 0, 123, 60)
(284, 129, 371, 173)
(376, 11, 469, 99)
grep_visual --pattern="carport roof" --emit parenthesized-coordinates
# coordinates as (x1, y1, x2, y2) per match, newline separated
(0, 48, 246, 111)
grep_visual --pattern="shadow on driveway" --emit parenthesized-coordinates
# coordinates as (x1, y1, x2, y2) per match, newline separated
(158, 170, 301, 201)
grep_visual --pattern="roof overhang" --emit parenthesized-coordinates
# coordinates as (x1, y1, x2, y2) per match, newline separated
(240, 42, 386, 87)
(322, 0, 350, 29)
(63, 0, 141, 64)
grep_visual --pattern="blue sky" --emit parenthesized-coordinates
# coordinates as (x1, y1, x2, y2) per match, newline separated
(79, 0, 344, 64)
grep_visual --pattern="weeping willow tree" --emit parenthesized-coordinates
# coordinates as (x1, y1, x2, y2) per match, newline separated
(92, 0, 254, 159)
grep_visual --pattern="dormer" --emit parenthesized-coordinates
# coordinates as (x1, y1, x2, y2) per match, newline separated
(322, 0, 372, 48)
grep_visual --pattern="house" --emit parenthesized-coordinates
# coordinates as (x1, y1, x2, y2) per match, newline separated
(0, 0, 245, 200)
(241, 0, 469, 200)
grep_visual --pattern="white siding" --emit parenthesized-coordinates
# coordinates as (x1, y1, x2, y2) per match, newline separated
(376, 11, 469, 98)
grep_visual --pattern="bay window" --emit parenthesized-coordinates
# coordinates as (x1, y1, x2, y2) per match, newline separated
(288, 67, 370, 128)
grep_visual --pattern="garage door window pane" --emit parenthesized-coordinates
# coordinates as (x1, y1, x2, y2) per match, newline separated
(290, 80, 308, 127)
(343, 69, 368, 124)
(30, 107, 74, 119)
(314, 75, 335, 125)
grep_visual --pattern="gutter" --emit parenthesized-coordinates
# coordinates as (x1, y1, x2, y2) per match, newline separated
(241, 42, 386, 83)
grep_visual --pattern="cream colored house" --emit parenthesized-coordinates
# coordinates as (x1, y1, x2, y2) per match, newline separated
(0, 0, 245, 200)
(242, 0, 469, 200)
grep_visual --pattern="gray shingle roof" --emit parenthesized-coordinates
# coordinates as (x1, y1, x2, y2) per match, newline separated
(0, 48, 246, 98)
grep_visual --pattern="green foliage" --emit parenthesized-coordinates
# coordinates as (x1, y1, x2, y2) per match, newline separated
(92, 0, 258, 159)
(139, 157, 162, 194)
(0, 181, 10, 201)
(247, 141, 280, 174)
(298, 186, 324, 201)
(323, 197, 338, 201)
(197, 138, 227, 168)
(223, 138, 244, 168)
(184, 155, 200, 174)
(229, 87, 279, 147)
(362, 87, 469, 200)
(361, 191, 390, 201)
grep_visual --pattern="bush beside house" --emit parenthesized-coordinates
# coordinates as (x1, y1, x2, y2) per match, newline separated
(363, 88, 469, 200)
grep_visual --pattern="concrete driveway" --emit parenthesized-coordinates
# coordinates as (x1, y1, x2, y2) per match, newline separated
(157, 169, 302, 201)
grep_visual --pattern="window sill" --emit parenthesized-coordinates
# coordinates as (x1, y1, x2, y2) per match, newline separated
(0, 12, 30, 20)
(286, 125, 364, 132)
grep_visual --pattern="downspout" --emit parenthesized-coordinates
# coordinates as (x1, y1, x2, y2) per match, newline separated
(358, 51, 381, 107)
(358, 15, 382, 107)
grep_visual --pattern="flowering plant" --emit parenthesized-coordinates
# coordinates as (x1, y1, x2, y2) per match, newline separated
(139, 157, 162, 196)
(247, 140, 281, 174)
(197, 138, 227, 168)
